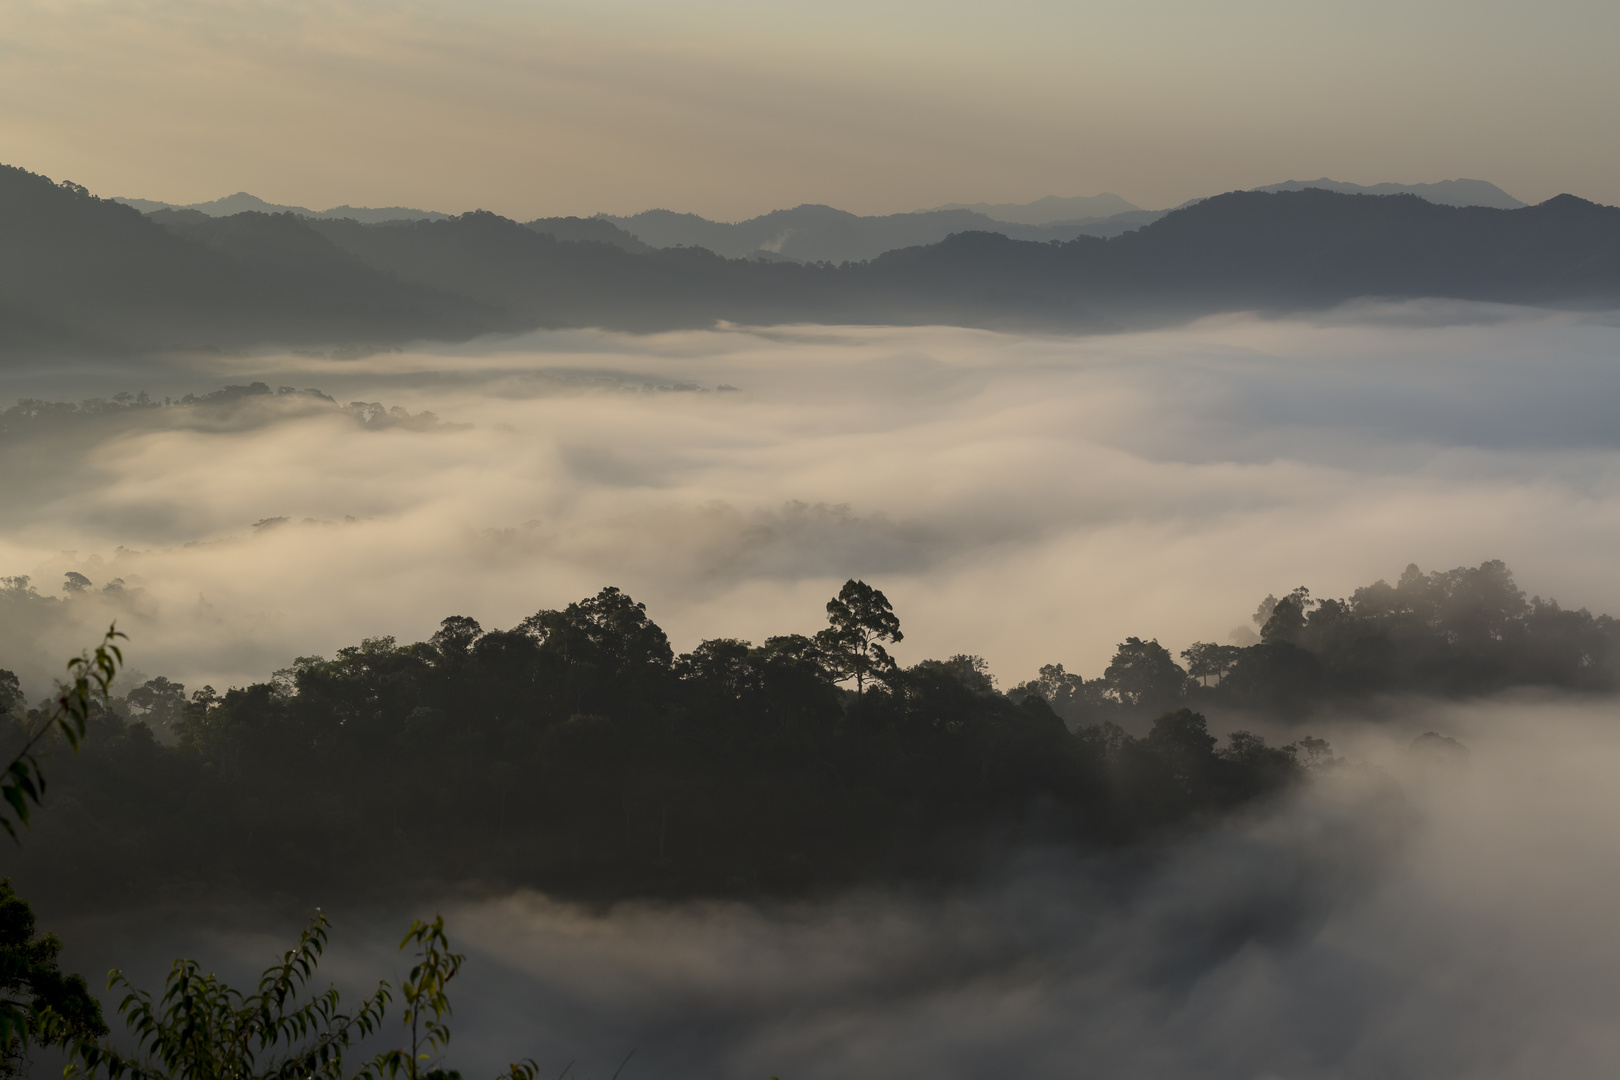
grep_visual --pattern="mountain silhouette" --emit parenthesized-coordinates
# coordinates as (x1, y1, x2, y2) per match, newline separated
(525, 216, 651, 252)
(920, 193, 1142, 225)
(6, 164, 1620, 352)
(0, 166, 487, 351)
(1250, 177, 1524, 209)
(595, 204, 1111, 262)
(115, 191, 451, 223)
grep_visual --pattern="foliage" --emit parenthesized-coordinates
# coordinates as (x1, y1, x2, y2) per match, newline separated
(68, 913, 536, 1080)
(70, 914, 389, 1080)
(1010, 560, 1620, 726)
(0, 623, 124, 839)
(1102, 638, 1187, 713)
(369, 918, 460, 1080)
(0, 880, 106, 1079)
(7, 583, 1310, 909)
(1175, 560, 1620, 713)
(4, 560, 1599, 911)
(814, 579, 903, 698)
(0, 627, 125, 1077)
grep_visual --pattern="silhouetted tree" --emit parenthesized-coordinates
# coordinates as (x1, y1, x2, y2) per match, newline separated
(0, 881, 106, 1078)
(1260, 587, 1312, 645)
(1104, 637, 1188, 713)
(1008, 663, 1113, 726)
(429, 615, 483, 659)
(815, 579, 902, 699)
(1180, 642, 1242, 686)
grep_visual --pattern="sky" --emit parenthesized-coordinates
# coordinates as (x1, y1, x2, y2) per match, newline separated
(2, 0, 1618, 219)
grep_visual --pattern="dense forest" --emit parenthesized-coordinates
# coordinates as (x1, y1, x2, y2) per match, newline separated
(0, 560, 1607, 912)
(5, 163, 1620, 351)
(1022, 559, 1620, 721)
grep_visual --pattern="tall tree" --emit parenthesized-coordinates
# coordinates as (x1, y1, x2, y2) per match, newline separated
(1103, 637, 1188, 712)
(1180, 642, 1243, 686)
(1260, 587, 1313, 645)
(814, 579, 902, 699)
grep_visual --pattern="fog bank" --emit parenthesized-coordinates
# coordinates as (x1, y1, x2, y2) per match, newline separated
(2, 304, 1619, 697)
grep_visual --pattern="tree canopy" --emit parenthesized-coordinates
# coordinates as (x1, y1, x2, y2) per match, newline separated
(5, 561, 1595, 913)
(4, 581, 1315, 911)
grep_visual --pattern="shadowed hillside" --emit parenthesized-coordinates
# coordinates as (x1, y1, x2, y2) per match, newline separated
(0, 560, 1609, 911)
(0, 166, 491, 352)
(6, 163, 1620, 351)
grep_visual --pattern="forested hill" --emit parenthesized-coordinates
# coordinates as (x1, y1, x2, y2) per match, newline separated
(5, 163, 1620, 352)
(0, 560, 1611, 911)
(0, 166, 492, 353)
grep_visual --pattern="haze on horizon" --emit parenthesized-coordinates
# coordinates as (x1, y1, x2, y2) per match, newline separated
(3, 0, 1617, 221)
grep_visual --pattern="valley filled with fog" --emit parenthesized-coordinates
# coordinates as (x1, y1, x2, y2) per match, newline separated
(4, 302, 1620, 695)
(9, 303, 1620, 1079)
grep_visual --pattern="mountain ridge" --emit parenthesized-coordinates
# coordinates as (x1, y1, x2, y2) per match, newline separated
(115, 191, 451, 224)
(114, 178, 1527, 264)
(915, 193, 1141, 225)
(592, 204, 1108, 262)
(7, 164, 1619, 353)
(1250, 177, 1523, 209)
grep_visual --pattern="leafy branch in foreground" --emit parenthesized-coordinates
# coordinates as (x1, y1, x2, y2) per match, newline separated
(71, 913, 389, 1080)
(69, 913, 538, 1080)
(365, 917, 469, 1080)
(0, 625, 125, 1076)
(0, 623, 124, 839)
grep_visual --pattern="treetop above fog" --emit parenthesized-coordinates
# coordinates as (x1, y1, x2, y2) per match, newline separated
(1017, 559, 1616, 722)
(0, 559, 1594, 909)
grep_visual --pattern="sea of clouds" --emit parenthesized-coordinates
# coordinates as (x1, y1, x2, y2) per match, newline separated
(3, 301, 1619, 697)
(11, 302, 1620, 1078)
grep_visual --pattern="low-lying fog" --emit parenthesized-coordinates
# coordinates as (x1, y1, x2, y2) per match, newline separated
(9, 302, 1620, 1079)
(53, 698, 1620, 1079)
(4, 301, 1620, 694)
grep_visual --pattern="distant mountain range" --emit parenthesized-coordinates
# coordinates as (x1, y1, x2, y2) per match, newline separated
(919, 193, 1142, 225)
(115, 192, 451, 224)
(590, 205, 1128, 262)
(588, 181, 1525, 260)
(7, 163, 1616, 353)
(1249, 177, 1524, 210)
(117, 178, 1528, 265)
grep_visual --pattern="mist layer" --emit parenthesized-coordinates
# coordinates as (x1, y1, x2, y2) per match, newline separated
(3, 305, 1620, 699)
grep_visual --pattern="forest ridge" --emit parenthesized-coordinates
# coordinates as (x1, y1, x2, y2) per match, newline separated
(0, 559, 1606, 910)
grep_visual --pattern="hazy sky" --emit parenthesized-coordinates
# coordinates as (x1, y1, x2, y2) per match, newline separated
(3, 0, 1617, 219)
